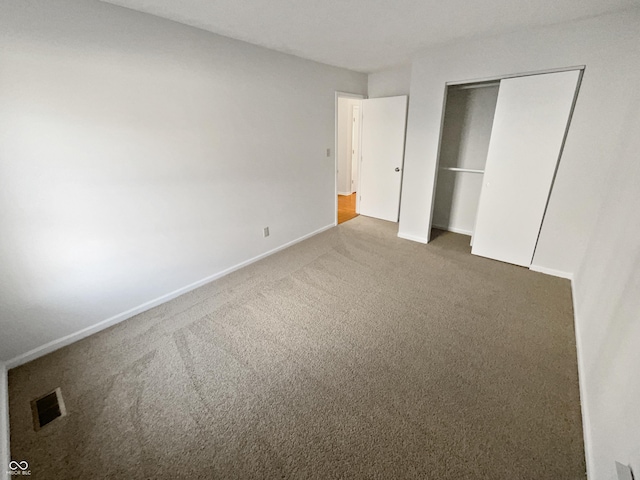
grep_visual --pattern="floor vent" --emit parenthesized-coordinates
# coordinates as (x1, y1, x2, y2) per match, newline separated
(31, 388, 66, 431)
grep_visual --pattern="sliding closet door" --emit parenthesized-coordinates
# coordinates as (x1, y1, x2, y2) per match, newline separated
(471, 70, 580, 267)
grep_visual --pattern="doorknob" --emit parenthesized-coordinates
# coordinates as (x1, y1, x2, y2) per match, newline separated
(395, 167, 400, 172)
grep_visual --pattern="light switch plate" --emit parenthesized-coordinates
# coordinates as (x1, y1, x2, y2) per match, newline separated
(616, 461, 633, 480)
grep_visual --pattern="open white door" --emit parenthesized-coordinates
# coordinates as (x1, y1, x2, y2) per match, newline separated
(471, 70, 580, 267)
(359, 96, 408, 222)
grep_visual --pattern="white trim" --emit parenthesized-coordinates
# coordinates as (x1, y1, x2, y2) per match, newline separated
(529, 263, 574, 280)
(6, 224, 335, 369)
(350, 104, 361, 200)
(0, 362, 8, 480)
(432, 224, 473, 236)
(397, 232, 428, 244)
(571, 279, 593, 480)
(337, 191, 353, 196)
(446, 65, 586, 87)
(354, 103, 364, 215)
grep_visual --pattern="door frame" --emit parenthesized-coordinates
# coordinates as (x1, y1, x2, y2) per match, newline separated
(334, 91, 365, 226)
(351, 104, 361, 196)
(427, 65, 585, 242)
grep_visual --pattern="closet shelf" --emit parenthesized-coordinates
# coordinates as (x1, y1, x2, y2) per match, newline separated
(439, 167, 484, 174)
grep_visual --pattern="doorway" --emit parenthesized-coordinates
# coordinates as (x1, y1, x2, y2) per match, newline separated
(335, 93, 363, 224)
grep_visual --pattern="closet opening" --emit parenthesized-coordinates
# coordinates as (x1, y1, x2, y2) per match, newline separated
(430, 68, 583, 269)
(432, 80, 500, 245)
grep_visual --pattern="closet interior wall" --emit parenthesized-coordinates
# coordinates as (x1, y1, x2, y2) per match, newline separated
(432, 83, 499, 237)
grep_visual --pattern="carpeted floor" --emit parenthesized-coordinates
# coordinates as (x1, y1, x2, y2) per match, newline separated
(8, 216, 586, 479)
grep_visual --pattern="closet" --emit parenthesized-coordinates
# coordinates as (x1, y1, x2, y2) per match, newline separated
(432, 69, 582, 268)
(432, 82, 499, 237)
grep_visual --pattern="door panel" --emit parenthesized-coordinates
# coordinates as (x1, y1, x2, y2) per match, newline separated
(471, 70, 580, 266)
(359, 96, 408, 222)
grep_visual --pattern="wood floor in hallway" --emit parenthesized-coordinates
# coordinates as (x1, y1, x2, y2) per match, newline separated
(338, 192, 358, 224)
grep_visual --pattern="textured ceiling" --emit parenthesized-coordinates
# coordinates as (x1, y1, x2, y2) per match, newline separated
(99, 0, 639, 72)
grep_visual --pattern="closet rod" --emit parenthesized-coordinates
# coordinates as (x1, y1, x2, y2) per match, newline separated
(451, 82, 500, 90)
(440, 167, 484, 174)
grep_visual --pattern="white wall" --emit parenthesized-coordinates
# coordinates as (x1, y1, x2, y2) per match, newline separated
(573, 97, 640, 480)
(400, 9, 640, 479)
(0, 0, 367, 364)
(432, 173, 483, 236)
(368, 64, 412, 98)
(437, 86, 499, 171)
(337, 97, 362, 195)
(0, 364, 7, 480)
(399, 9, 640, 278)
(432, 85, 498, 235)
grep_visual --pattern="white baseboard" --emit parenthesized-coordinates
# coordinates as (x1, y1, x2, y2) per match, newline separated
(397, 231, 428, 244)
(432, 224, 473, 236)
(529, 264, 574, 280)
(572, 280, 593, 480)
(6, 224, 335, 370)
(0, 363, 8, 480)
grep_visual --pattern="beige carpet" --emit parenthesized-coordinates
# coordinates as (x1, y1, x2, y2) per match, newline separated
(8, 216, 586, 479)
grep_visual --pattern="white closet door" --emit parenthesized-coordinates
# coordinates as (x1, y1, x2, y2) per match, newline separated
(471, 70, 580, 267)
(359, 96, 408, 222)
